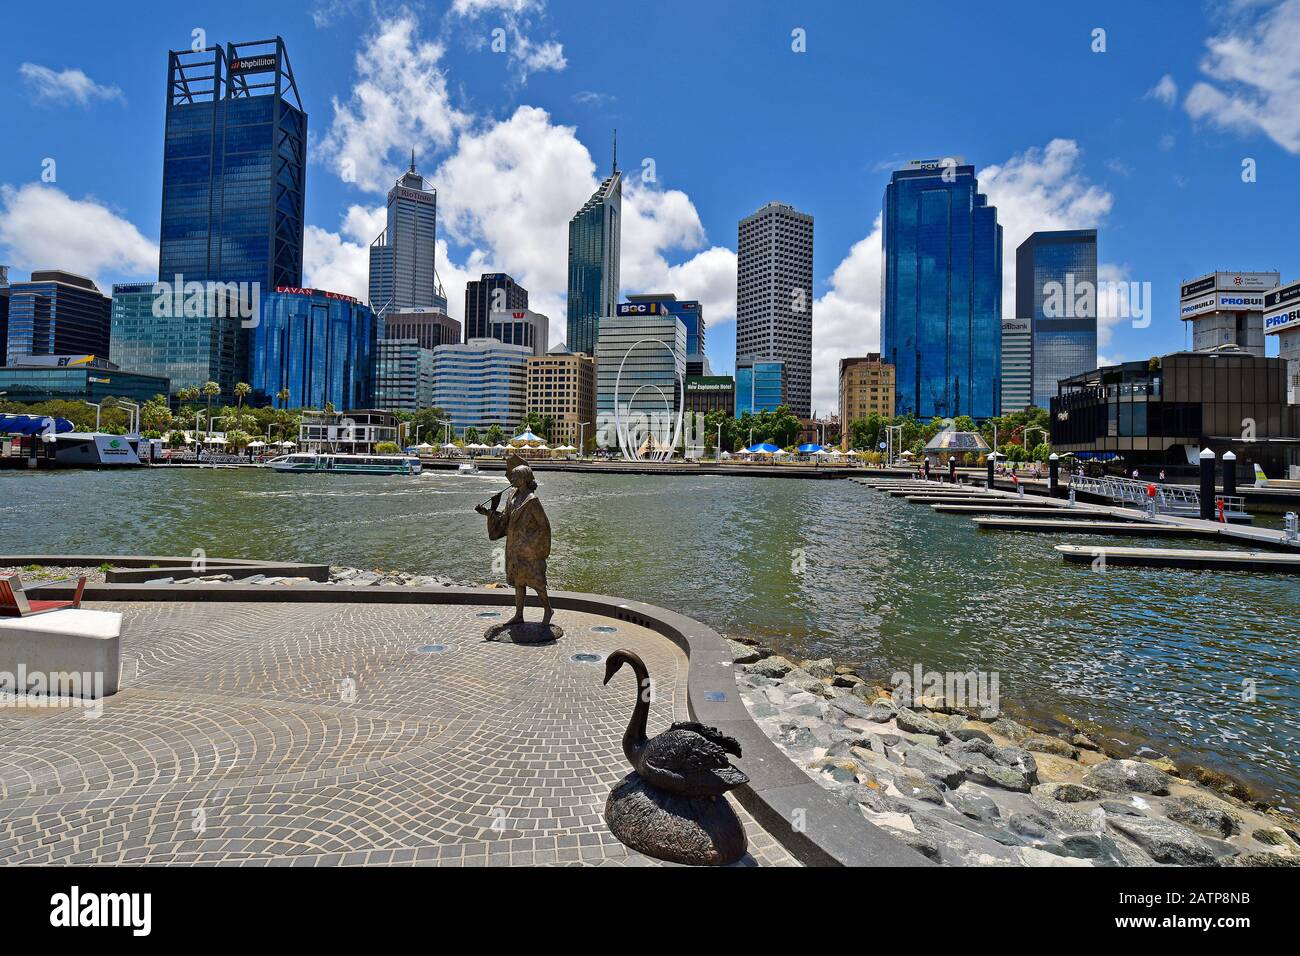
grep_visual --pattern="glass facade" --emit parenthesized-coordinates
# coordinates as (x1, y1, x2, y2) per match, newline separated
(374, 339, 435, 413)
(488, 309, 549, 357)
(5, 272, 111, 363)
(1017, 229, 1098, 409)
(110, 282, 247, 399)
(0, 356, 169, 405)
(432, 338, 530, 433)
(566, 172, 622, 355)
(159, 40, 306, 290)
(882, 162, 1002, 420)
(624, 295, 705, 356)
(735, 358, 785, 417)
(250, 289, 376, 410)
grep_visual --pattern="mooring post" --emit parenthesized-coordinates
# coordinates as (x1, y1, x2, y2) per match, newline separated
(1222, 451, 1237, 503)
(1199, 447, 1216, 520)
(1048, 453, 1059, 497)
(986, 456, 995, 490)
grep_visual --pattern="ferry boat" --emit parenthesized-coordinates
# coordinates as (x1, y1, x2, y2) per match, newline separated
(457, 461, 480, 475)
(265, 453, 422, 475)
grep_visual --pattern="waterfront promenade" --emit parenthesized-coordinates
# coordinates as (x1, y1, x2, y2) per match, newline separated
(0, 598, 798, 866)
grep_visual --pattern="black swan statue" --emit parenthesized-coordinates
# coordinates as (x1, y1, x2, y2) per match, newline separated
(600, 648, 749, 865)
(603, 649, 749, 796)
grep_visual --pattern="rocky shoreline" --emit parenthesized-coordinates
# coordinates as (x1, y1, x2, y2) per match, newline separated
(727, 639, 1299, 866)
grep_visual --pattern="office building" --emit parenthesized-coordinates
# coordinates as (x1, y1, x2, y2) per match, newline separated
(1000, 319, 1033, 413)
(623, 294, 705, 355)
(488, 308, 550, 357)
(1264, 279, 1300, 406)
(882, 158, 1002, 420)
(6, 271, 111, 363)
(464, 273, 528, 343)
(0, 354, 168, 405)
(249, 286, 376, 410)
(1051, 351, 1300, 477)
(1179, 271, 1279, 357)
(684, 375, 735, 417)
(159, 38, 306, 289)
(380, 309, 460, 350)
(736, 202, 814, 417)
(368, 154, 446, 319)
(567, 162, 622, 355)
(527, 349, 596, 450)
(1017, 229, 1098, 408)
(110, 281, 247, 400)
(374, 339, 436, 413)
(0, 266, 9, 367)
(735, 356, 786, 417)
(432, 338, 530, 433)
(838, 355, 896, 433)
(595, 312, 686, 450)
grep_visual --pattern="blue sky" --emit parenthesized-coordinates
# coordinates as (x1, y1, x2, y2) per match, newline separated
(3, 0, 1298, 413)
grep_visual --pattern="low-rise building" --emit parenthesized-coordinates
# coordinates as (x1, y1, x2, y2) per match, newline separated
(527, 349, 595, 450)
(298, 408, 399, 454)
(0, 354, 169, 405)
(838, 354, 895, 443)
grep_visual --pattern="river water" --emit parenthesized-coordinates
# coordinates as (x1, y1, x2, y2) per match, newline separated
(2, 467, 1296, 808)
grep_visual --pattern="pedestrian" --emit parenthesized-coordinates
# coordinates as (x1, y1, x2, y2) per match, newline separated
(1158, 469, 1166, 483)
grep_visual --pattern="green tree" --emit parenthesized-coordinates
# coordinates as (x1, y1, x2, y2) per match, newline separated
(234, 381, 251, 411)
(485, 423, 504, 447)
(464, 426, 480, 445)
(201, 381, 221, 432)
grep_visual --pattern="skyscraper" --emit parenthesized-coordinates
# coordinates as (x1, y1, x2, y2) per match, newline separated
(6, 271, 111, 363)
(464, 273, 528, 342)
(567, 148, 622, 356)
(1000, 319, 1032, 413)
(1017, 229, 1098, 409)
(882, 159, 1002, 420)
(433, 338, 531, 433)
(0, 266, 10, 367)
(368, 153, 446, 319)
(159, 38, 306, 289)
(488, 309, 549, 357)
(735, 202, 814, 417)
(595, 312, 686, 453)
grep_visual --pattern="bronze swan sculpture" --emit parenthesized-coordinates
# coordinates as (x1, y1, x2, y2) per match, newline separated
(602, 649, 749, 797)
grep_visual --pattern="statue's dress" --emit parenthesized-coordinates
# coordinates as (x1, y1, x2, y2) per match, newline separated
(486, 489, 551, 589)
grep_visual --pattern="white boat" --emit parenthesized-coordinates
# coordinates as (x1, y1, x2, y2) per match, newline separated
(457, 461, 480, 475)
(265, 453, 422, 475)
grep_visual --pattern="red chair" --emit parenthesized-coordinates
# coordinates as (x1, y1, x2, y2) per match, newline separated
(0, 574, 87, 617)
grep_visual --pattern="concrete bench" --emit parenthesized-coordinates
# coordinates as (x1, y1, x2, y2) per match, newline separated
(0, 609, 122, 699)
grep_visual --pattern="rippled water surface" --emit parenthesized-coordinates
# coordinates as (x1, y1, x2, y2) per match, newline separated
(2, 467, 1296, 807)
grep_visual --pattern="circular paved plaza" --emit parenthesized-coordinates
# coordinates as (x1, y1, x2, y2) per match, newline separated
(0, 601, 796, 866)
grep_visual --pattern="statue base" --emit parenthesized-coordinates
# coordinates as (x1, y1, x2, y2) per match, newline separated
(483, 620, 564, 644)
(604, 771, 748, 866)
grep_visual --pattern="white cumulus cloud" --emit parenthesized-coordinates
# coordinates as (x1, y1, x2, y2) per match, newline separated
(0, 183, 156, 285)
(1146, 74, 1178, 106)
(18, 63, 124, 107)
(1183, 0, 1300, 153)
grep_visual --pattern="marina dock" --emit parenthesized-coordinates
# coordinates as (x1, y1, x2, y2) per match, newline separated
(1056, 544, 1300, 574)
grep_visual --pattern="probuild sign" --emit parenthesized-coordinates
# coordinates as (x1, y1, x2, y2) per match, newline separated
(1264, 280, 1300, 336)
(1179, 271, 1279, 318)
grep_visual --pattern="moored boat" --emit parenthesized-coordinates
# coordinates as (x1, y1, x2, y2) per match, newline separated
(265, 453, 421, 475)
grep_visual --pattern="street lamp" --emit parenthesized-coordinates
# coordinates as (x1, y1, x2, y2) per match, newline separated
(82, 401, 103, 432)
(577, 420, 592, 459)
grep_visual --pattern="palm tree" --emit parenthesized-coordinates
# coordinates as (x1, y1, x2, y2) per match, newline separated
(201, 381, 221, 432)
(276, 388, 291, 410)
(234, 382, 251, 412)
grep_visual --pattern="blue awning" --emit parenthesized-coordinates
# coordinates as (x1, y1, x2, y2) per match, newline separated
(0, 414, 74, 436)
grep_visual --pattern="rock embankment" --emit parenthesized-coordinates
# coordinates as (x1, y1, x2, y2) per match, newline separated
(730, 644, 1299, 867)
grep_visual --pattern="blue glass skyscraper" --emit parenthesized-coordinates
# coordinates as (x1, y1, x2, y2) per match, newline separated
(882, 159, 1002, 420)
(159, 38, 306, 289)
(1017, 229, 1098, 409)
(566, 158, 622, 356)
(250, 288, 376, 410)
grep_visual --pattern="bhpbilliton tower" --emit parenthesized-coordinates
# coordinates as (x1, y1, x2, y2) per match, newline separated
(159, 37, 306, 289)
(881, 159, 1002, 420)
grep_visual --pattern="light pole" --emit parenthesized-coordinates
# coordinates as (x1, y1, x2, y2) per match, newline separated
(116, 400, 140, 435)
(82, 401, 103, 432)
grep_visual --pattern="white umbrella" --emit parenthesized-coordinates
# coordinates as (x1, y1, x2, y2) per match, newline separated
(536, 443, 550, 450)
(814, 448, 832, 456)
(773, 448, 790, 456)
(557, 444, 575, 451)
(205, 435, 226, 445)
(281, 441, 296, 449)
(416, 442, 434, 451)
(248, 440, 266, 448)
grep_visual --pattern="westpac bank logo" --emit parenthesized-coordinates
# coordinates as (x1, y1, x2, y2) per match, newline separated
(152, 275, 261, 328)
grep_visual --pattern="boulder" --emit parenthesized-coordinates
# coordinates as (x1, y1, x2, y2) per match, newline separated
(744, 656, 796, 679)
(952, 725, 994, 744)
(1108, 816, 1219, 866)
(1165, 795, 1242, 839)
(895, 708, 951, 742)
(1083, 759, 1172, 796)
(832, 673, 864, 688)
(1252, 826, 1300, 853)
(827, 694, 880, 721)
(946, 788, 1002, 822)
(1009, 812, 1052, 839)
(1022, 735, 1080, 760)
(803, 657, 836, 679)
(1070, 732, 1102, 751)
(902, 746, 967, 789)
(1032, 782, 1102, 804)
(895, 771, 946, 806)
(1221, 851, 1300, 867)
(725, 639, 763, 665)
(1187, 765, 1252, 802)
(991, 717, 1032, 743)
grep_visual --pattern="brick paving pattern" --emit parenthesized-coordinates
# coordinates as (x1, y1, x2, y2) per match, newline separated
(0, 601, 797, 867)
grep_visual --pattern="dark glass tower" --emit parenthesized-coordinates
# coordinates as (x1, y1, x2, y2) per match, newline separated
(882, 160, 1002, 420)
(1018, 229, 1098, 409)
(5, 271, 111, 362)
(464, 273, 528, 342)
(566, 159, 622, 356)
(159, 38, 306, 289)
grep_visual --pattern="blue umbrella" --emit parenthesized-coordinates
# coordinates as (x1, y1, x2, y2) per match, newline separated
(750, 442, 781, 454)
(796, 442, 823, 453)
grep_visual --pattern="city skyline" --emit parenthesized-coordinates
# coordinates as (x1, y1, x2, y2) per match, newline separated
(2, 1, 1300, 415)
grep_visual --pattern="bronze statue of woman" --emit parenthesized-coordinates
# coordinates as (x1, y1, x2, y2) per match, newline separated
(475, 454, 553, 627)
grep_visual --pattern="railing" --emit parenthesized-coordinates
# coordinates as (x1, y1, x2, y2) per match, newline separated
(1069, 473, 1248, 518)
